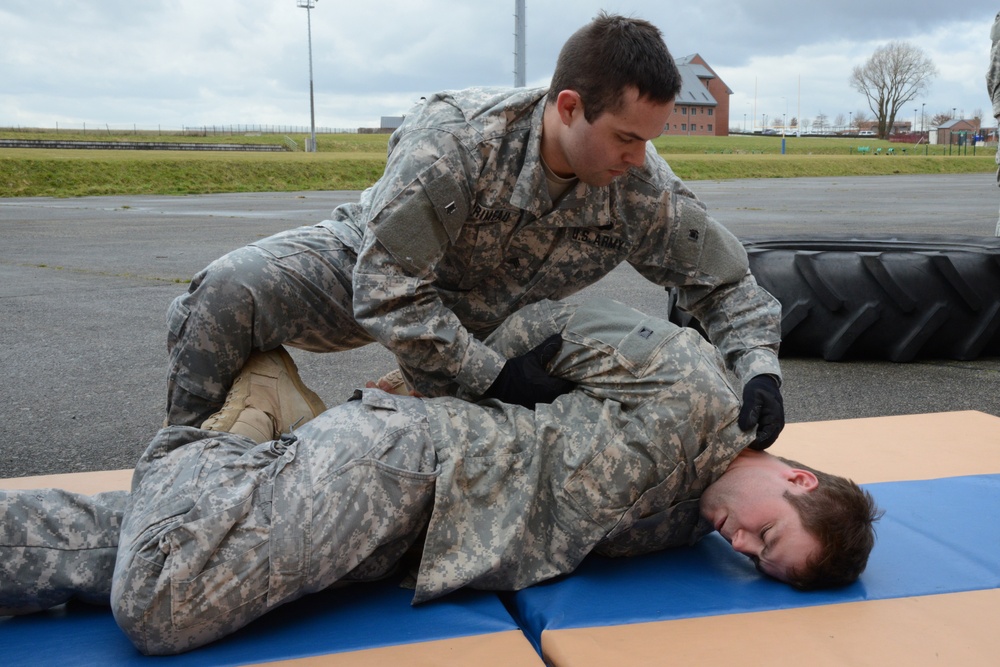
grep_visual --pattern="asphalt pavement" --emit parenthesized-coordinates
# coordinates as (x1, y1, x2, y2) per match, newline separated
(2, 173, 998, 477)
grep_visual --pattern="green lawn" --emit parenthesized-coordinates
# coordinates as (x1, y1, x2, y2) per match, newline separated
(0, 131, 993, 197)
(653, 133, 985, 157)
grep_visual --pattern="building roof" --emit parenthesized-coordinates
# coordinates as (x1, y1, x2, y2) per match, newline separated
(674, 54, 731, 107)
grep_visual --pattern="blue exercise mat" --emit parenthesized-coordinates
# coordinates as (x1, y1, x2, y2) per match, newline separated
(508, 474, 1000, 651)
(0, 576, 520, 666)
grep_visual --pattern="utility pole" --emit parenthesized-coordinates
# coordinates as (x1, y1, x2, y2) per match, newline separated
(297, 0, 318, 152)
(514, 0, 526, 87)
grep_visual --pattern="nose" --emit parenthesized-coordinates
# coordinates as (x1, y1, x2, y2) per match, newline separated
(623, 143, 646, 167)
(730, 529, 761, 557)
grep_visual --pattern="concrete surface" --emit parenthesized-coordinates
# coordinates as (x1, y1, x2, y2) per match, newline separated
(2, 173, 998, 477)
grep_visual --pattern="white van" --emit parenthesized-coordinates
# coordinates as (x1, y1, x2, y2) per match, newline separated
(858, 130, 876, 136)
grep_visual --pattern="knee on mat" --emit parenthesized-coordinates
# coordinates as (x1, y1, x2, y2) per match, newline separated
(110, 553, 175, 655)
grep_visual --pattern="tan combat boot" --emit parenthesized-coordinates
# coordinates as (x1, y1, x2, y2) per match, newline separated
(201, 346, 327, 443)
(370, 368, 413, 395)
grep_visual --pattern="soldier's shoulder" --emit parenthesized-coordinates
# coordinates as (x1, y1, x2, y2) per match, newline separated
(614, 145, 699, 206)
(404, 87, 545, 134)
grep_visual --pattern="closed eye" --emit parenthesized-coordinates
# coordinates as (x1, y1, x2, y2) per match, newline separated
(618, 132, 644, 144)
(760, 526, 772, 556)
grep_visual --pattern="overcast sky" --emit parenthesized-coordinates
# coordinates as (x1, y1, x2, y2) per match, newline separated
(2, 1, 997, 132)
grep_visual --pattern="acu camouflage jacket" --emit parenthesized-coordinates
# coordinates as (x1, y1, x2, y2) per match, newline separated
(324, 87, 782, 397)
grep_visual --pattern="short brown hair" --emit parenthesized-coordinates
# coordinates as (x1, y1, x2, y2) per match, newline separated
(547, 12, 682, 122)
(777, 457, 883, 589)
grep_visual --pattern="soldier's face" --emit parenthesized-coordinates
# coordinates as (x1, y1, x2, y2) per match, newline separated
(699, 451, 822, 584)
(558, 87, 673, 187)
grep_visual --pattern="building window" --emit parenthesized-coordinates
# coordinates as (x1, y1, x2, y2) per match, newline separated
(708, 109, 714, 116)
(708, 124, 713, 131)
(681, 123, 687, 131)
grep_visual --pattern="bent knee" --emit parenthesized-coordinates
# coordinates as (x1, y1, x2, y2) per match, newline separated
(189, 248, 276, 306)
(111, 538, 272, 655)
(111, 552, 176, 655)
(111, 563, 230, 657)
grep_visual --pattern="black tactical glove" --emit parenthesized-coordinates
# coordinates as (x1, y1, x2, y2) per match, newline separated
(482, 334, 575, 409)
(738, 375, 785, 450)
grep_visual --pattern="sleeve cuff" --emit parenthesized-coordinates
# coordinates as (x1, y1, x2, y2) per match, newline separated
(454, 340, 507, 396)
(734, 349, 782, 387)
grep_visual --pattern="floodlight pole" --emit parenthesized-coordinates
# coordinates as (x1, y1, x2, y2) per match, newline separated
(514, 0, 526, 87)
(298, 0, 318, 152)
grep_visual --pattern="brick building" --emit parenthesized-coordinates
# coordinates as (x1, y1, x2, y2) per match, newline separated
(663, 54, 731, 137)
(933, 119, 981, 145)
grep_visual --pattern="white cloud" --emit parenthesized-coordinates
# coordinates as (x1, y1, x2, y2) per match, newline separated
(1, 1, 997, 130)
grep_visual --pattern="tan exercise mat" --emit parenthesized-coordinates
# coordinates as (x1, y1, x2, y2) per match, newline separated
(257, 630, 544, 667)
(1, 468, 132, 493)
(541, 588, 1000, 667)
(770, 410, 1000, 484)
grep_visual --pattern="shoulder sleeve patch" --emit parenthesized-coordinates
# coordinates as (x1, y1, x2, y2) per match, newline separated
(369, 154, 470, 275)
(671, 195, 748, 283)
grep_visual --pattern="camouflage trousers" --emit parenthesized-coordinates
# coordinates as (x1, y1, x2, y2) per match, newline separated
(1, 396, 438, 656)
(166, 217, 372, 426)
(0, 489, 127, 615)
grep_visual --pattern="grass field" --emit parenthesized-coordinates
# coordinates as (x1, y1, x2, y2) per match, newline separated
(0, 130, 994, 197)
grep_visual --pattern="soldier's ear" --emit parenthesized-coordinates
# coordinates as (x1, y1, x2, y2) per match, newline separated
(555, 90, 584, 126)
(785, 468, 818, 491)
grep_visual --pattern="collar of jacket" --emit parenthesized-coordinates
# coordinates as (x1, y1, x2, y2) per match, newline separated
(509, 101, 616, 229)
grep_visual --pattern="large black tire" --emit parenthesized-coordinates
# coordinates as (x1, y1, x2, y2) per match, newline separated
(742, 235, 1000, 361)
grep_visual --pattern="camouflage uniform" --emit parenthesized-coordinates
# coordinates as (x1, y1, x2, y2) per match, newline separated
(1, 298, 753, 655)
(166, 86, 781, 423)
(989, 13, 1000, 235)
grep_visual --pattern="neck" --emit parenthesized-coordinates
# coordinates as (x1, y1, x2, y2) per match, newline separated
(727, 448, 770, 471)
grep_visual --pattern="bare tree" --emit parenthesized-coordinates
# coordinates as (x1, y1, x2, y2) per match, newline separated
(850, 41, 937, 139)
(931, 111, 953, 127)
(972, 107, 984, 130)
(814, 112, 829, 133)
(833, 113, 846, 131)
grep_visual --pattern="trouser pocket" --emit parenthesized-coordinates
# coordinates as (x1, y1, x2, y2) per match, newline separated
(307, 457, 440, 590)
